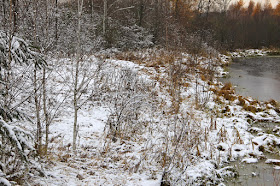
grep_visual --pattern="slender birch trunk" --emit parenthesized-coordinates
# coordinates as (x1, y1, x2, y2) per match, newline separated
(73, 0, 83, 152)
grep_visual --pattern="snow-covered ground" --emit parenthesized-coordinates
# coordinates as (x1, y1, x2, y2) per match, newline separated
(230, 49, 268, 58)
(19, 49, 280, 185)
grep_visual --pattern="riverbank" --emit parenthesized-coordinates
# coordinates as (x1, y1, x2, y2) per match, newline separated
(219, 51, 280, 185)
(229, 48, 280, 58)
(25, 48, 280, 185)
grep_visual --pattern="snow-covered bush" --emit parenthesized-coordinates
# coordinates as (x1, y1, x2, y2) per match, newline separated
(0, 31, 45, 68)
(0, 30, 45, 184)
(102, 16, 154, 50)
(104, 67, 154, 139)
(0, 119, 34, 184)
(117, 25, 153, 50)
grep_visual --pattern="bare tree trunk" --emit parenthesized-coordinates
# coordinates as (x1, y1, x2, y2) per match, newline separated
(102, 0, 107, 36)
(45, 0, 49, 42)
(3, 0, 13, 122)
(206, 0, 211, 19)
(42, 68, 49, 155)
(34, 67, 42, 155)
(2, 0, 7, 27)
(12, 0, 16, 33)
(138, 0, 144, 27)
(73, 0, 83, 152)
(175, 0, 178, 18)
(91, 0, 94, 20)
(55, 0, 58, 46)
(153, 0, 159, 43)
(73, 60, 79, 151)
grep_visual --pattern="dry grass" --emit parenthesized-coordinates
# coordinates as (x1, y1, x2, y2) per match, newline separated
(221, 82, 233, 91)
(243, 105, 257, 113)
(268, 99, 279, 107)
(234, 127, 244, 144)
(237, 96, 246, 106)
(183, 82, 190, 88)
(114, 49, 182, 69)
(218, 126, 227, 143)
(250, 100, 259, 105)
(114, 51, 144, 63)
(212, 83, 236, 102)
(214, 96, 224, 105)
(237, 96, 261, 113)
(223, 93, 237, 102)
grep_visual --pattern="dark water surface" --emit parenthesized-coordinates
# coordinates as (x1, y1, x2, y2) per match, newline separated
(222, 56, 280, 101)
(226, 159, 280, 186)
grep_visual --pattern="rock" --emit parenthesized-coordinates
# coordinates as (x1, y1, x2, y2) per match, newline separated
(76, 174, 85, 180)
(265, 159, 280, 166)
(87, 170, 95, 176)
(217, 166, 239, 179)
(273, 127, 280, 135)
(248, 152, 257, 158)
(258, 145, 265, 152)
(248, 127, 262, 133)
(252, 172, 258, 177)
(161, 180, 171, 186)
(217, 145, 225, 151)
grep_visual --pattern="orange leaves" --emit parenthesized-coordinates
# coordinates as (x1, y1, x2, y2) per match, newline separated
(228, 0, 245, 18)
(274, 2, 280, 16)
(228, 0, 279, 19)
(169, 0, 196, 17)
(252, 2, 261, 17)
(168, 0, 197, 26)
(229, 0, 245, 12)
(247, 0, 255, 15)
(236, 0, 245, 9)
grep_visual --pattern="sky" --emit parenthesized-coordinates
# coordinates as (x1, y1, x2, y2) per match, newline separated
(232, 0, 279, 7)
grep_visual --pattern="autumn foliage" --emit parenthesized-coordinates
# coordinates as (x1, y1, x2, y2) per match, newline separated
(204, 0, 280, 49)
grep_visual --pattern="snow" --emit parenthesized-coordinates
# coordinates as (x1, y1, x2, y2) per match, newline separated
(50, 106, 109, 147)
(242, 158, 258, 164)
(0, 177, 11, 186)
(265, 159, 280, 164)
(0, 119, 24, 151)
(230, 49, 268, 58)
(2, 47, 280, 185)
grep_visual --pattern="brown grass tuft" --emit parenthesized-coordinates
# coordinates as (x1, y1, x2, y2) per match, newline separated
(269, 99, 279, 107)
(243, 105, 257, 113)
(238, 96, 246, 106)
(221, 82, 233, 91)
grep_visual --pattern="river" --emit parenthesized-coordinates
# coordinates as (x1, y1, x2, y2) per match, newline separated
(222, 56, 280, 185)
(221, 56, 280, 101)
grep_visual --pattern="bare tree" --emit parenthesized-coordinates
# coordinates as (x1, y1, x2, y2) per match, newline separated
(33, 65, 43, 155)
(103, 67, 154, 140)
(73, 0, 84, 152)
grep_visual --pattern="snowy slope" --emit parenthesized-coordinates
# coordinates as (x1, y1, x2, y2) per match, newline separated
(24, 50, 280, 186)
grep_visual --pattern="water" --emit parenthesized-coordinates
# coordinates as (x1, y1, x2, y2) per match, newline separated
(225, 122, 280, 186)
(226, 159, 280, 186)
(221, 57, 280, 185)
(221, 56, 280, 101)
